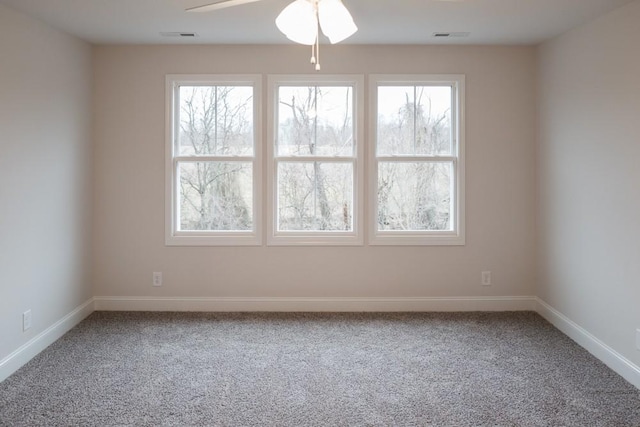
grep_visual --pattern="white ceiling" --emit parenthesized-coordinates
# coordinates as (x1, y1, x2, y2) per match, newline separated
(0, 0, 633, 45)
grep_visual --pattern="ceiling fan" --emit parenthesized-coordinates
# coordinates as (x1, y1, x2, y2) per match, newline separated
(186, 0, 462, 70)
(187, 0, 359, 70)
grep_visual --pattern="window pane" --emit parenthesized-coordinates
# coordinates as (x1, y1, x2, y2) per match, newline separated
(377, 162, 452, 231)
(178, 86, 253, 156)
(178, 162, 253, 231)
(277, 162, 353, 231)
(377, 86, 452, 156)
(277, 86, 354, 157)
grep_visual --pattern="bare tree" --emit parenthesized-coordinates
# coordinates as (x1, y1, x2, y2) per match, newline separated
(178, 86, 253, 231)
(377, 87, 452, 231)
(278, 86, 353, 231)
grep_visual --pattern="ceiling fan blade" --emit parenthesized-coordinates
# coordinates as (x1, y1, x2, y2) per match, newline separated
(186, 0, 264, 12)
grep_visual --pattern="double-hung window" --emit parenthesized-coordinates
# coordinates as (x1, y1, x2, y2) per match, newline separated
(165, 74, 461, 246)
(370, 75, 465, 245)
(165, 75, 262, 245)
(268, 75, 364, 245)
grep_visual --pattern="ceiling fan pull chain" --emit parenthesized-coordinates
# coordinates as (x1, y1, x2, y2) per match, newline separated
(315, 30, 321, 71)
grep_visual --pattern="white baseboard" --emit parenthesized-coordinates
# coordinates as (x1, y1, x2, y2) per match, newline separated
(2, 295, 638, 391)
(0, 298, 95, 383)
(536, 298, 640, 390)
(93, 295, 537, 312)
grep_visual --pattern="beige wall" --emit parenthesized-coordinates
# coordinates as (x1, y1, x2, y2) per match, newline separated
(92, 44, 537, 299)
(537, 0, 640, 366)
(0, 4, 93, 361)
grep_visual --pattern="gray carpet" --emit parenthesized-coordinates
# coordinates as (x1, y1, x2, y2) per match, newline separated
(1, 312, 639, 426)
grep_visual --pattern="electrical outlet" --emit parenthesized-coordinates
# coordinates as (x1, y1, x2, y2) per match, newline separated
(481, 271, 492, 286)
(153, 272, 163, 287)
(636, 329, 640, 351)
(23, 310, 32, 331)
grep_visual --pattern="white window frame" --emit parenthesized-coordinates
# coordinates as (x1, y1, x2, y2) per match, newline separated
(267, 75, 364, 246)
(369, 74, 465, 246)
(165, 74, 262, 246)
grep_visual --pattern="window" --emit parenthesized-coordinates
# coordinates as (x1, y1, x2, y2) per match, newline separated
(165, 74, 462, 247)
(370, 75, 465, 245)
(165, 75, 262, 245)
(267, 75, 364, 245)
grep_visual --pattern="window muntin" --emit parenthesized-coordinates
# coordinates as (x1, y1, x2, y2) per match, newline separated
(166, 75, 261, 246)
(371, 75, 464, 245)
(268, 76, 364, 245)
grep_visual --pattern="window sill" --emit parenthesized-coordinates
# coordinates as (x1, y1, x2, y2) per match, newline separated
(369, 232, 465, 246)
(165, 233, 262, 247)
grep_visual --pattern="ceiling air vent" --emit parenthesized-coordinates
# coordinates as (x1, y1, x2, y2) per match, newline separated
(160, 32, 199, 38)
(432, 32, 470, 38)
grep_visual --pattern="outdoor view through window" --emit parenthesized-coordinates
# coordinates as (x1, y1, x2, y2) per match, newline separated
(177, 85, 255, 232)
(276, 85, 355, 232)
(376, 85, 454, 232)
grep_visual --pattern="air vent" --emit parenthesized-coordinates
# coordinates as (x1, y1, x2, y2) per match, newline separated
(160, 32, 199, 38)
(433, 32, 470, 38)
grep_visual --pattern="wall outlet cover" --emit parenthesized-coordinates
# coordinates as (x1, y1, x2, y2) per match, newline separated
(23, 310, 32, 331)
(481, 271, 492, 286)
(153, 272, 163, 287)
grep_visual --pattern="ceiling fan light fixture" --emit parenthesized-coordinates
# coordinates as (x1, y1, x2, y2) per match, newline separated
(275, 0, 357, 70)
(275, 0, 318, 45)
(318, 0, 357, 44)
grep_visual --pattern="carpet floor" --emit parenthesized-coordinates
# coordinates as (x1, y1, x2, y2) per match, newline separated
(1, 311, 639, 426)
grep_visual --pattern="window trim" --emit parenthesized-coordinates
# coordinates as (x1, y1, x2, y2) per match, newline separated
(266, 74, 365, 246)
(368, 74, 465, 246)
(165, 74, 263, 246)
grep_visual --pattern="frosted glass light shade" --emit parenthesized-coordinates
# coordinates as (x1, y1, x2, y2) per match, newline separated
(318, 0, 357, 44)
(275, 0, 318, 45)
